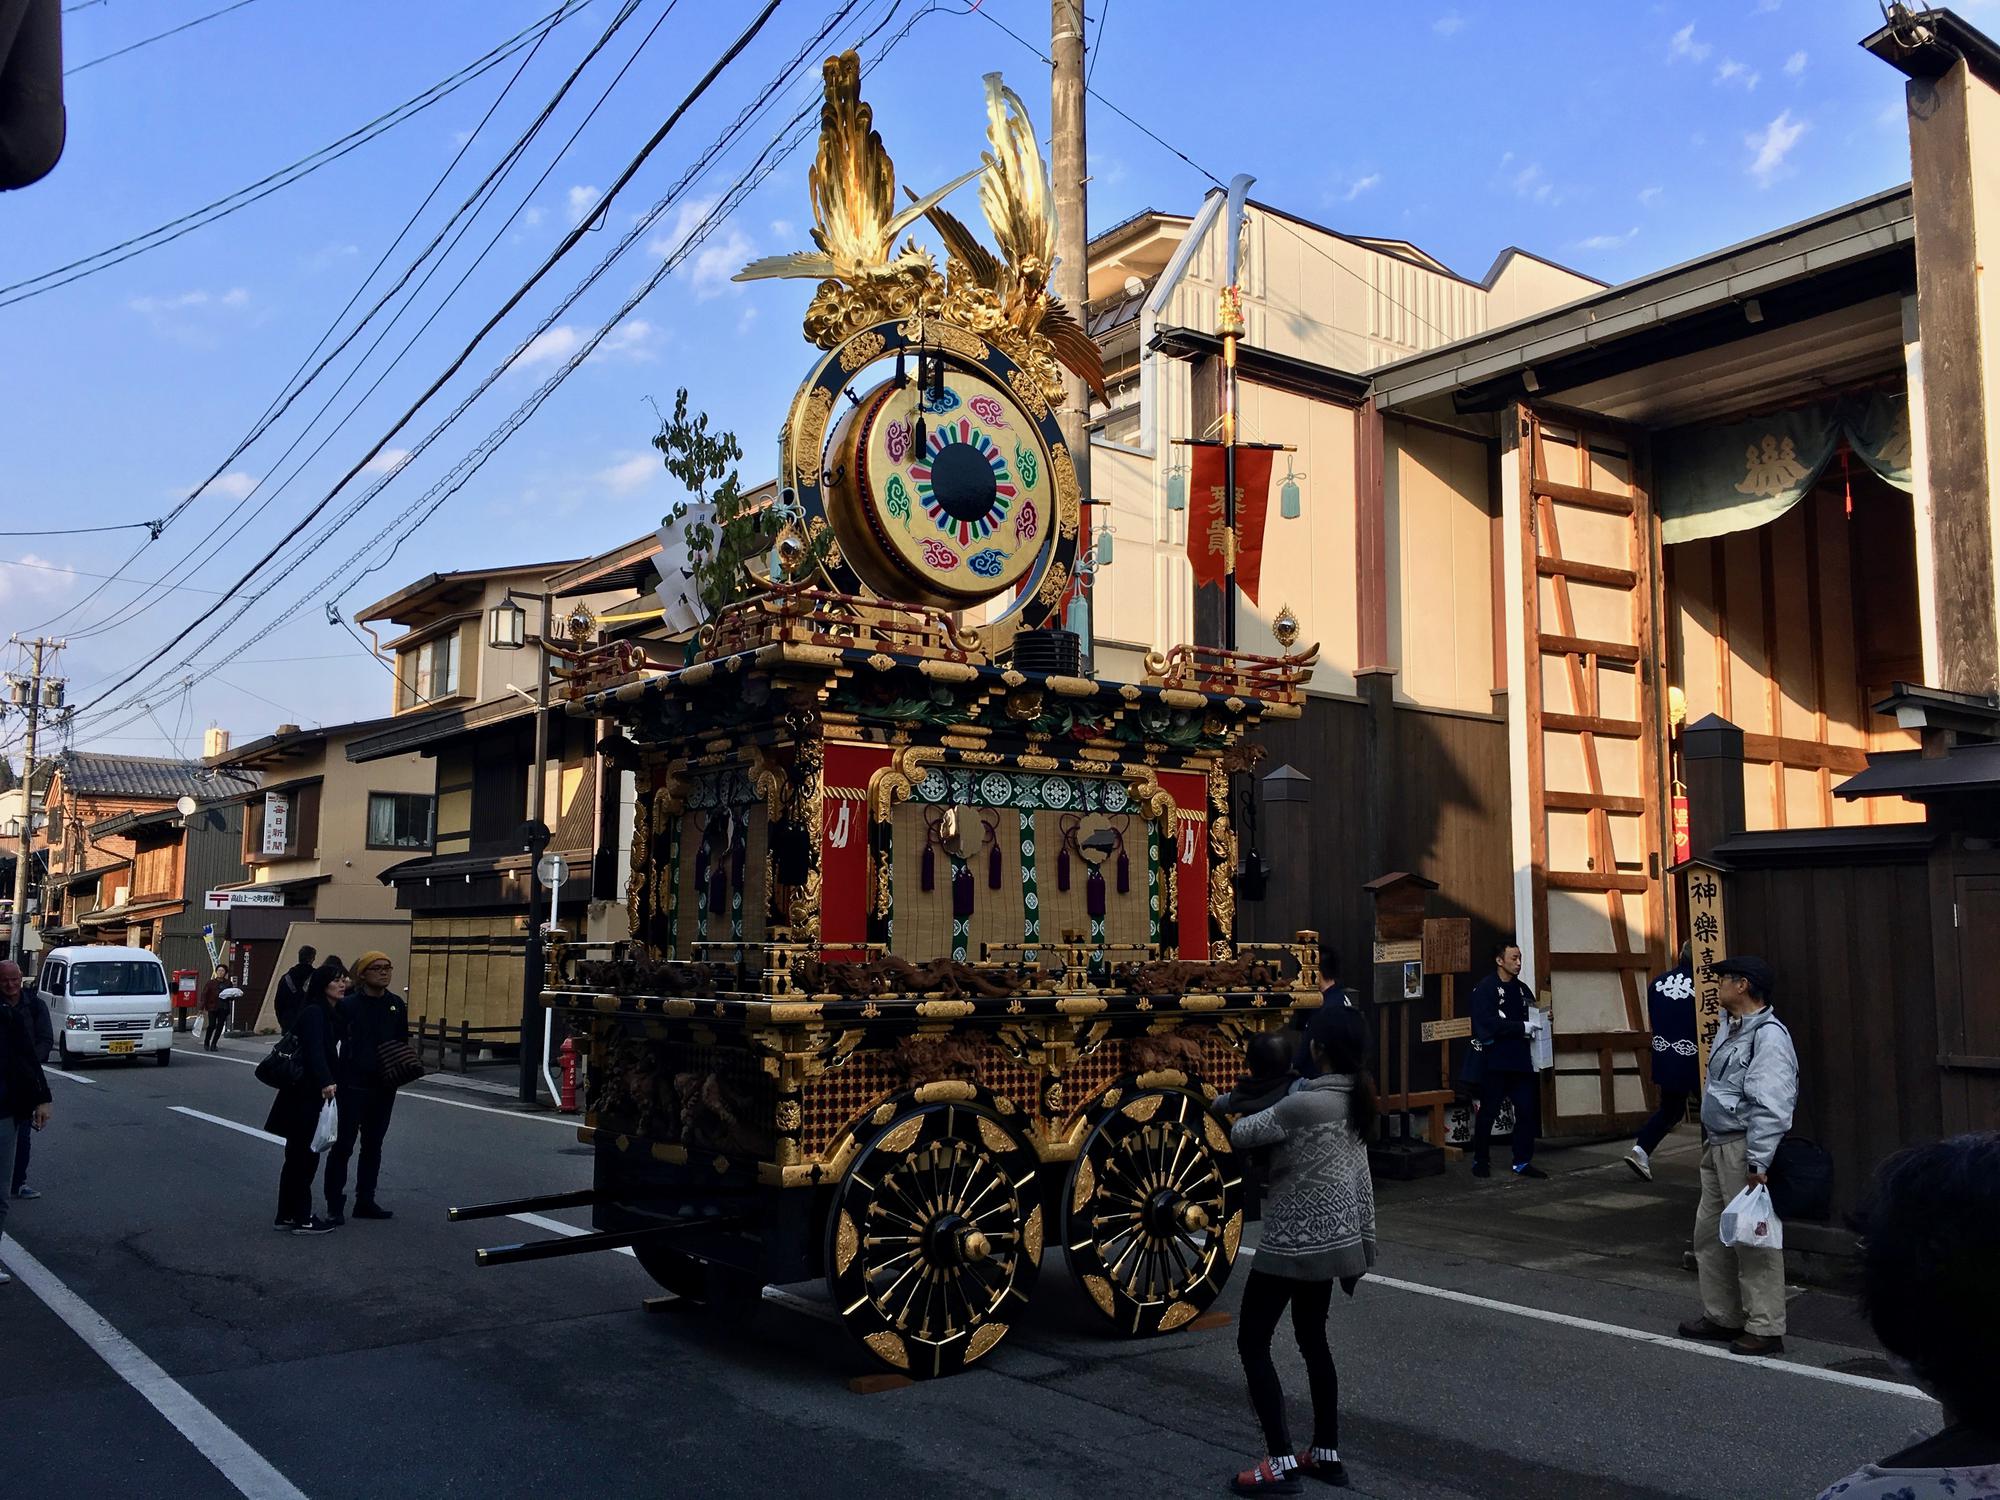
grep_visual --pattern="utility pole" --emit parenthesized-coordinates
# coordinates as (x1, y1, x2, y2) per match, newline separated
(1050, 0, 1092, 662)
(5, 636, 67, 966)
(518, 589, 554, 1104)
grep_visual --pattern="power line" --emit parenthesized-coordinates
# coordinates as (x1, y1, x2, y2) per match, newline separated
(77, 0, 793, 715)
(1085, 0, 1107, 87)
(2, 519, 162, 538)
(78, 0, 923, 725)
(60, 0, 632, 646)
(65, 0, 264, 77)
(1, 2, 582, 306)
(1, 555, 250, 597)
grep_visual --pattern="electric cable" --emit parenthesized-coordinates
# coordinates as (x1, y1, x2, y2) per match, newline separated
(76, 0, 792, 713)
(71, 0, 923, 729)
(1, 520, 162, 538)
(1, 2, 585, 305)
(65, 0, 264, 78)
(58, 0, 637, 646)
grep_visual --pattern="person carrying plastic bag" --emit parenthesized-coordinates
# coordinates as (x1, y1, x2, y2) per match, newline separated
(1676, 955, 1796, 1356)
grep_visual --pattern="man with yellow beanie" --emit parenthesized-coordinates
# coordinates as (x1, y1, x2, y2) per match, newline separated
(321, 952, 410, 1225)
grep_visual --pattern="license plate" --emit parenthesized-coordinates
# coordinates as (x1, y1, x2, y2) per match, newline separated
(107, 1040, 136, 1055)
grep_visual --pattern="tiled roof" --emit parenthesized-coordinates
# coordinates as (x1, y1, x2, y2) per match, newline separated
(54, 751, 259, 802)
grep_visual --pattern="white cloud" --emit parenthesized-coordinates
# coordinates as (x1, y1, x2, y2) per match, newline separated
(1757, 0, 1782, 10)
(1433, 10, 1465, 36)
(1639, 184, 1664, 206)
(737, 306, 759, 336)
(566, 184, 601, 226)
(514, 325, 582, 370)
(596, 318, 659, 359)
(212, 471, 257, 500)
(1746, 109, 1808, 186)
(522, 205, 544, 228)
(363, 448, 411, 475)
(220, 286, 250, 307)
(303, 242, 359, 272)
(1669, 23, 1712, 63)
(0, 553, 76, 604)
(1877, 99, 1906, 129)
(1509, 161, 1555, 204)
(769, 218, 794, 240)
(648, 196, 756, 298)
(1716, 58, 1760, 90)
(1784, 50, 1808, 77)
(1339, 172, 1382, 202)
(127, 286, 254, 347)
(597, 452, 659, 495)
(1573, 226, 1639, 251)
(511, 318, 659, 373)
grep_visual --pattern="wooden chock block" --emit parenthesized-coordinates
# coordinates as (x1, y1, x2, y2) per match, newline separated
(848, 1372, 914, 1395)
(1187, 1310, 1233, 1332)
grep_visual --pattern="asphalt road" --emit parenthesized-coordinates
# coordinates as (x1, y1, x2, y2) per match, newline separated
(2, 1036, 1939, 1500)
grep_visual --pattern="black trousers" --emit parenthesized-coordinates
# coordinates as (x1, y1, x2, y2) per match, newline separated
(1236, 1268, 1339, 1457)
(1472, 1068, 1540, 1168)
(11, 1111, 29, 1192)
(322, 1086, 396, 1210)
(277, 1129, 319, 1223)
(202, 1009, 226, 1048)
(1634, 1088, 1692, 1155)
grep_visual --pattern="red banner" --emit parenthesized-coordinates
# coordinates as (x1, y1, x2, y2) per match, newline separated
(820, 743, 890, 957)
(1185, 443, 1276, 603)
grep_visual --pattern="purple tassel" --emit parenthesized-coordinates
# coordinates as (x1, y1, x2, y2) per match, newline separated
(1057, 847, 1070, 892)
(953, 863, 975, 919)
(1116, 850, 1130, 895)
(1086, 867, 1106, 920)
(988, 842, 1002, 890)
(921, 844, 936, 893)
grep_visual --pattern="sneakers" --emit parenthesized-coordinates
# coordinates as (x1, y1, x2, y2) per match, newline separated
(1677, 1316, 1745, 1342)
(12, 1185, 40, 1200)
(1470, 1160, 1491, 1178)
(293, 1216, 338, 1236)
(1229, 1459, 1302, 1495)
(322, 1209, 346, 1227)
(0, 1267, 10, 1285)
(352, 1202, 394, 1220)
(1730, 1332, 1785, 1356)
(272, 1217, 300, 1232)
(1512, 1164, 1549, 1180)
(1625, 1146, 1653, 1182)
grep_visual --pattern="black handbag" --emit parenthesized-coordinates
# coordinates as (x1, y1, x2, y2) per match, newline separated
(1768, 1137, 1834, 1223)
(255, 1031, 304, 1089)
(377, 1038, 425, 1089)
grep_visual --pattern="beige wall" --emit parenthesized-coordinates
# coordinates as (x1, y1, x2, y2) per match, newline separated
(1384, 420, 1496, 713)
(1968, 73, 2000, 677)
(1483, 252, 1596, 331)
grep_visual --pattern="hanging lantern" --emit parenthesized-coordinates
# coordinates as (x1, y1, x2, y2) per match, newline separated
(1095, 525, 1114, 565)
(1279, 456, 1305, 520)
(1166, 463, 1187, 512)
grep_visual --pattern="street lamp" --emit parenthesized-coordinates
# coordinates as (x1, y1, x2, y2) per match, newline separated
(487, 593, 529, 651)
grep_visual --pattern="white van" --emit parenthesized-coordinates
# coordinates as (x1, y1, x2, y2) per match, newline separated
(37, 945, 177, 1068)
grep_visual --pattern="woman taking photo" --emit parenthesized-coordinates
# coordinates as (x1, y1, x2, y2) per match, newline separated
(263, 960, 345, 1235)
(1224, 999, 1379, 1494)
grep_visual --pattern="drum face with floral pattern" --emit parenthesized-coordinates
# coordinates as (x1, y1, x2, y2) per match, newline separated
(826, 367, 1053, 608)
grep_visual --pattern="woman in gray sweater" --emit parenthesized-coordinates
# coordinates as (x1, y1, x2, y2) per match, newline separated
(1225, 999, 1378, 1494)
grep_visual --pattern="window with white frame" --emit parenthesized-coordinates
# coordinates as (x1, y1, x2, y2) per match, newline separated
(366, 792, 434, 850)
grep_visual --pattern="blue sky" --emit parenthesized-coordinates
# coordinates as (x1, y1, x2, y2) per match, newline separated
(0, 0, 1933, 757)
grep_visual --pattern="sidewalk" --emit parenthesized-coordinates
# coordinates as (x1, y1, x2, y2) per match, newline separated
(1372, 1129, 1890, 1371)
(200, 1033, 543, 1102)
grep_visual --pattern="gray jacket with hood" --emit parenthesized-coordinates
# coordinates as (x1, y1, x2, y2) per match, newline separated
(1700, 1005, 1797, 1172)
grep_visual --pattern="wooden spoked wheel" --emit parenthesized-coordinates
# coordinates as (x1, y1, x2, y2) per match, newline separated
(826, 1103, 1043, 1379)
(1062, 1087, 1242, 1336)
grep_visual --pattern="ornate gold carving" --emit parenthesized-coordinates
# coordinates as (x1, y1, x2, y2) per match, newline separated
(747, 746, 786, 824)
(916, 1000, 976, 1019)
(965, 1321, 1009, 1363)
(1223, 1209, 1244, 1260)
(1157, 1301, 1200, 1333)
(1070, 1157, 1096, 1214)
(834, 1209, 860, 1274)
(1050, 445, 1082, 536)
(1005, 364, 1050, 420)
(976, 1116, 1015, 1154)
(838, 329, 886, 372)
(776, 1098, 803, 1132)
(1121, 1093, 1164, 1124)
(913, 1080, 977, 1103)
(1081, 1274, 1116, 1318)
(1034, 561, 1071, 609)
(791, 384, 836, 485)
(1134, 1069, 1189, 1090)
(867, 744, 945, 821)
(1023, 1204, 1043, 1260)
(875, 1114, 924, 1154)
(1204, 1113, 1231, 1153)
(1207, 764, 1236, 945)
(864, 1331, 911, 1370)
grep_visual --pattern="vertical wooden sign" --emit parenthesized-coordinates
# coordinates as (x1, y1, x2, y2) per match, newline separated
(1685, 861, 1728, 1088)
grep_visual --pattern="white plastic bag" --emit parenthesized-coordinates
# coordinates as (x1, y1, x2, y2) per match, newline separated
(1718, 1183, 1783, 1250)
(1527, 1006, 1555, 1072)
(311, 1098, 339, 1153)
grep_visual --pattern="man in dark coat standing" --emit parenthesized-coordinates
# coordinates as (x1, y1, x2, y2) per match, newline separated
(1627, 942, 1697, 1181)
(321, 951, 410, 1226)
(1467, 938, 1545, 1180)
(1, 962, 52, 1199)
(0, 959, 54, 1283)
(272, 945, 317, 1034)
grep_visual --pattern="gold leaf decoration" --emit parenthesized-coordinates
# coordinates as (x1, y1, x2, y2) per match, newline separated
(792, 384, 836, 485)
(838, 329, 887, 373)
(1070, 1157, 1096, 1214)
(966, 1321, 1009, 1363)
(1082, 1274, 1116, 1318)
(835, 1209, 860, 1274)
(1157, 1301, 1199, 1332)
(1204, 1114, 1231, 1153)
(875, 1115, 924, 1154)
(864, 1331, 911, 1370)
(1223, 1209, 1244, 1261)
(1023, 1204, 1043, 1260)
(1034, 561, 1071, 609)
(1121, 1093, 1163, 1124)
(977, 1116, 1015, 1154)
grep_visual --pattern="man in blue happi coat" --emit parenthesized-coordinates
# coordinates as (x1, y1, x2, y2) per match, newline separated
(1627, 942, 1697, 1182)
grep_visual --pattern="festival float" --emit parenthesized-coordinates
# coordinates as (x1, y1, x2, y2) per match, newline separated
(451, 51, 1323, 1380)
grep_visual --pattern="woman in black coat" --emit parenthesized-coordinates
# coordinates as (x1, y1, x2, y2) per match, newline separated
(264, 962, 345, 1234)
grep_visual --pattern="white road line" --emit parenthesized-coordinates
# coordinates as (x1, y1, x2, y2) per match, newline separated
(169, 1105, 282, 1145)
(1236, 1247, 1931, 1403)
(44, 1066, 99, 1084)
(179, 1048, 575, 1128)
(0, 1233, 309, 1500)
(502, 1213, 834, 1321)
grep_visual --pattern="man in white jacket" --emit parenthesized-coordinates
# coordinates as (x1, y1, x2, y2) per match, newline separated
(1677, 955, 1797, 1356)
